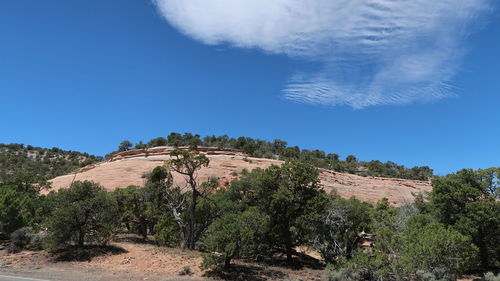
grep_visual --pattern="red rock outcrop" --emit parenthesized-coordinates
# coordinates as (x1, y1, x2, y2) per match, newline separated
(50, 146, 431, 206)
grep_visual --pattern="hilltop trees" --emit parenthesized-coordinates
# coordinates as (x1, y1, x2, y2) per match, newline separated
(108, 132, 434, 180)
(118, 140, 133, 152)
(0, 143, 101, 181)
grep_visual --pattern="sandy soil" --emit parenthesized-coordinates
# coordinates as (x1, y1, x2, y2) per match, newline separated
(0, 236, 324, 281)
(50, 147, 431, 206)
(0, 242, 207, 281)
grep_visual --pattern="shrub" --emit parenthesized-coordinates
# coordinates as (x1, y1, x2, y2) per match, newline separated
(45, 181, 119, 249)
(484, 272, 500, 281)
(7, 227, 44, 253)
(415, 270, 450, 281)
(325, 267, 361, 281)
(202, 208, 269, 270)
(8, 227, 34, 253)
(334, 251, 389, 281)
(29, 233, 44, 250)
(200, 253, 225, 271)
(179, 265, 193, 275)
(154, 214, 179, 247)
(400, 222, 478, 279)
(0, 186, 34, 235)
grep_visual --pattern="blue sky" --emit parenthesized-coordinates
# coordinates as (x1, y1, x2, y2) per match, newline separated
(0, 0, 498, 175)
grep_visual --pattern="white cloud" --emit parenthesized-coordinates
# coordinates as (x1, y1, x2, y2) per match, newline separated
(153, 0, 492, 108)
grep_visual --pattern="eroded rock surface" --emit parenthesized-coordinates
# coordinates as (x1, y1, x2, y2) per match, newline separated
(50, 146, 431, 206)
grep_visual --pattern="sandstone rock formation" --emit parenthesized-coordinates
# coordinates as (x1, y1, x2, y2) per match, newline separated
(50, 146, 432, 206)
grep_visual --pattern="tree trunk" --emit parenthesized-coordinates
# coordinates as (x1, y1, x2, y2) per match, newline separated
(224, 255, 232, 269)
(171, 206, 187, 249)
(179, 231, 187, 249)
(285, 231, 293, 263)
(476, 230, 489, 269)
(139, 217, 148, 240)
(78, 229, 85, 246)
(189, 176, 197, 249)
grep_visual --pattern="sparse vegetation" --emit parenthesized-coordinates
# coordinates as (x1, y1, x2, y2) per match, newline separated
(107, 132, 434, 180)
(0, 143, 101, 181)
(178, 265, 193, 275)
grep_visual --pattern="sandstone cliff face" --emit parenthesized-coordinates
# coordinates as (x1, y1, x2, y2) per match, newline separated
(50, 146, 432, 206)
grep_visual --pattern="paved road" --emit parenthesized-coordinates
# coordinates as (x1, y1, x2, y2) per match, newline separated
(0, 275, 52, 281)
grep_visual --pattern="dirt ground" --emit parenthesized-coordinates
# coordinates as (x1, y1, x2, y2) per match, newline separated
(0, 238, 484, 281)
(0, 236, 324, 281)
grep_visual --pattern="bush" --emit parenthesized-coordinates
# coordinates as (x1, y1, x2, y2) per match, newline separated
(200, 253, 225, 271)
(8, 227, 34, 253)
(0, 186, 35, 235)
(415, 270, 450, 281)
(179, 265, 193, 275)
(7, 227, 43, 253)
(325, 267, 361, 281)
(334, 251, 388, 281)
(400, 222, 478, 278)
(29, 233, 44, 250)
(202, 208, 269, 269)
(484, 272, 500, 281)
(154, 214, 179, 247)
(45, 181, 119, 249)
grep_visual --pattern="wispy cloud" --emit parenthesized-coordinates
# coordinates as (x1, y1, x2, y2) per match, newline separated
(153, 0, 493, 108)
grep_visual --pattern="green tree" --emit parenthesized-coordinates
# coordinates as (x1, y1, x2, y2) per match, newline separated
(202, 208, 269, 269)
(400, 221, 478, 279)
(305, 194, 372, 263)
(476, 167, 500, 198)
(118, 140, 133, 152)
(46, 181, 119, 248)
(237, 161, 322, 262)
(165, 150, 210, 249)
(113, 185, 151, 240)
(154, 213, 179, 247)
(147, 137, 168, 147)
(430, 169, 500, 269)
(0, 186, 35, 235)
(166, 132, 183, 147)
(0, 174, 48, 235)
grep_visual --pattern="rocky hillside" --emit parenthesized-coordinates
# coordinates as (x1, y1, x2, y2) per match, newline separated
(50, 146, 432, 206)
(0, 143, 101, 181)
